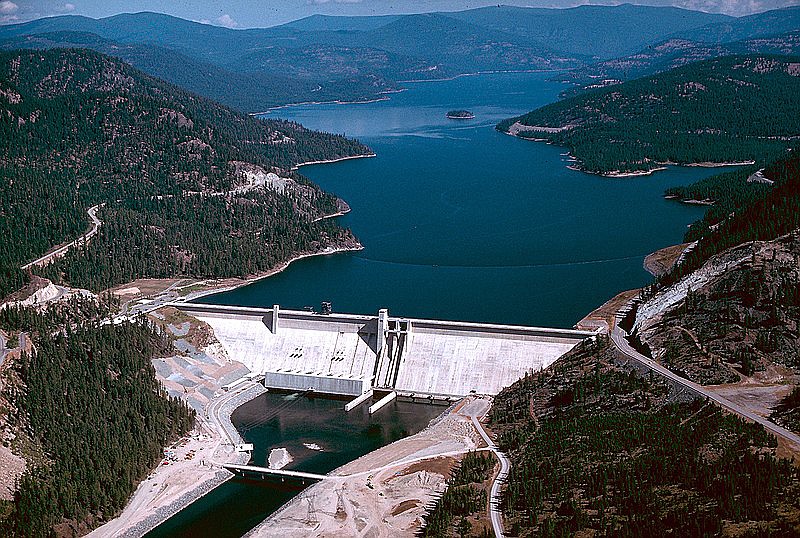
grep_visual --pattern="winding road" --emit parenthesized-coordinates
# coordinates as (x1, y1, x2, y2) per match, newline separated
(611, 322, 800, 450)
(21, 204, 103, 270)
(465, 399, 509, 538)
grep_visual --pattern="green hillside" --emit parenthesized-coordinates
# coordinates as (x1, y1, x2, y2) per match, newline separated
(0, 48, 369, 298)
(499, 55, 800, 176)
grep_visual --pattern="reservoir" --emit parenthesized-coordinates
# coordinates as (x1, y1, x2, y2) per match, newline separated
(163, 71, 725, 536)
(199, 71, 717, 328)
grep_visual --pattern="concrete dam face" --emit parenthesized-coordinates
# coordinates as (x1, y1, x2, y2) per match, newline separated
(177, 303, 595, 399)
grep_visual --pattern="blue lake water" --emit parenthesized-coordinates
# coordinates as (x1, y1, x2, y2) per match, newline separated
(201, 71, 717, 328)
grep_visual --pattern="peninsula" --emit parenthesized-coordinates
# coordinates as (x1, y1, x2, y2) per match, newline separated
(497, 55, 800, 176)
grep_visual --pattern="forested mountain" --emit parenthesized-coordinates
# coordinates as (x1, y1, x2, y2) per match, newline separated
(282, 13, 580, 75)
(490, 337, 800, 536)
(0, 14, 435, 110)
(0, 48, 369, 298)
(675, 5, 800, 43)
(556, 32, 800, 95)
(634, 232, 800, 386)
(498, 55, 800, 175)
(0, 300, 195, 536)
(443, 4, 732, 58)
(0, 5, 733, 110)
(662, 149, 800, 285)
(0, 32, 384, 111)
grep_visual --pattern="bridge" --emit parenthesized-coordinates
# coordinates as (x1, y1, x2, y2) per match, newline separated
(223, 463, 328, 482)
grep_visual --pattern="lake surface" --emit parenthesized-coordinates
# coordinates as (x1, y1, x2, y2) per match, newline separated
(145, 393, 445, 538)
(200, 71, 718, 328)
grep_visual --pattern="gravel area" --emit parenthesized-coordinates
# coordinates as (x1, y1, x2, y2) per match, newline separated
(118, 470, 232, 538)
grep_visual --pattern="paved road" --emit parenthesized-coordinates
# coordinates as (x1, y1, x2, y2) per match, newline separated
(465, 399, 509, 538)
(21, 204, 103, 270)
(611, 323, 800, 450)
(0, 330, 6, 366)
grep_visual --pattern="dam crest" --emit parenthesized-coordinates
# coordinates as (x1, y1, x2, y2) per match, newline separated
(175, 303, 595, 400)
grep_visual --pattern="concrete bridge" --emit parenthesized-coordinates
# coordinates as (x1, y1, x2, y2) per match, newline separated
(174, 303, 596, 404)
(223, 464, 327, 483)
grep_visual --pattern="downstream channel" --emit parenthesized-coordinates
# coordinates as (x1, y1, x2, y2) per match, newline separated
(146, 393, 445, 537)
(156, 71, 728, 536)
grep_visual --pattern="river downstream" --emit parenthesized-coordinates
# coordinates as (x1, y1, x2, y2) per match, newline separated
(145, 393, 445, 538)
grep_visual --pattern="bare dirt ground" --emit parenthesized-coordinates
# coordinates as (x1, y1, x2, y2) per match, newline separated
(576, 288, 640, 333)
(0, 445, 25, 501)
(246, 397, 491, 538)
(706, 369, 799, 463)
(643, 242, 692, 277)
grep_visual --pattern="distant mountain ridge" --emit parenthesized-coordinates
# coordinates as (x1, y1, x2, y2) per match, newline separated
(557, 31, 800, 94)
(555, 6, 800, 94)
(0, 5, 734, 110)
(675, 5, 800, 43)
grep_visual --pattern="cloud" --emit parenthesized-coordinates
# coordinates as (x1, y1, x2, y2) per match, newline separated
(0, 1, 18, 15)
(55, 2, 76, 12)
(215, 13, 238, 28)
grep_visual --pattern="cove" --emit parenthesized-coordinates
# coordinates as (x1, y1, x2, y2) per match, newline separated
(198, 71, 720, 328)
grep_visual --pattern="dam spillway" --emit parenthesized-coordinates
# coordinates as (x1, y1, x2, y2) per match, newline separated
(175, 303, 595, 398)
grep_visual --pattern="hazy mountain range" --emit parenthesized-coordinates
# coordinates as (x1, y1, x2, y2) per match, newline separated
(0, 4, 736, 110)
(0, 4, 798, 111)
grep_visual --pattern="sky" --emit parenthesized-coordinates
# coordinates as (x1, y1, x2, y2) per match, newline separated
(1, 0, 799, 27)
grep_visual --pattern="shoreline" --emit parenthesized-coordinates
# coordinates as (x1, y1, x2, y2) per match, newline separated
(505, 131, 752, 177)
(290, 152, 376, 171)
(250, 97, 392, 115)
(184, 242, 364, 303)
(398, 67, 567, 84)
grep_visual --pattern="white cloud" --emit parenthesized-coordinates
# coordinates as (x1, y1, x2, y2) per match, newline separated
(0, 1, 18, 15)
(215, 13, 238, 28)
(53, 3, 76, 13)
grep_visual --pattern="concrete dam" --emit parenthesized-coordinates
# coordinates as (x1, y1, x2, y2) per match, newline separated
(176, 303, 595, 400)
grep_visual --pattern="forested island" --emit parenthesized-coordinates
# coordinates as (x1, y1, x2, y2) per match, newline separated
(498, 55, 800, 176)
(446, 109, 475, 119)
